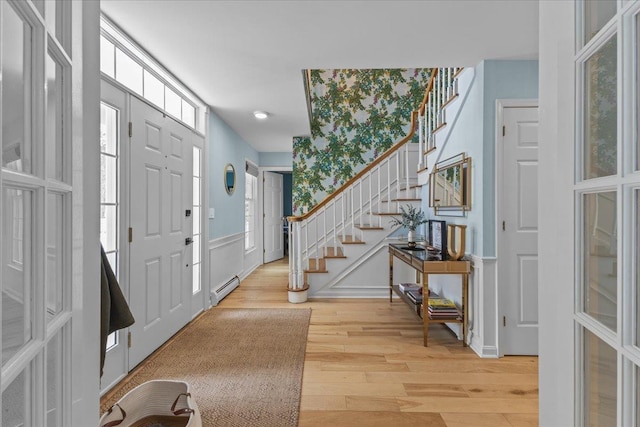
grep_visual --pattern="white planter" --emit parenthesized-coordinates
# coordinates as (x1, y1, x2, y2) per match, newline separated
(288, 289, 308, 304)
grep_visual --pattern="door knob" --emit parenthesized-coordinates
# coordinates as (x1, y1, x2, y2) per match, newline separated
(185, 237, 193, 245)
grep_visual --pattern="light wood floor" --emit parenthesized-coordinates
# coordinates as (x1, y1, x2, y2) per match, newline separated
(219, 258, 539, 427)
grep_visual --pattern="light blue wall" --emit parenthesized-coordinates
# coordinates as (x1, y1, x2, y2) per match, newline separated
(259, 152, 293, 168)
(481, 60, 538, 256)
(422, 60, 538, 257)
(209, 111, 259, 240)
(428, 63, 485, 255)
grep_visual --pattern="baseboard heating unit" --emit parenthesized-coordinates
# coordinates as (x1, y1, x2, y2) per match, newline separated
(211, 275, 240, 305)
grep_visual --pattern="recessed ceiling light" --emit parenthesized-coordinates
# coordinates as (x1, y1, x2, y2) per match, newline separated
(253, 111, 268, 120)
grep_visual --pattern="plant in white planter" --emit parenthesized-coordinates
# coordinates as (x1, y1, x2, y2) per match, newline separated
(390, 204, 428, 248)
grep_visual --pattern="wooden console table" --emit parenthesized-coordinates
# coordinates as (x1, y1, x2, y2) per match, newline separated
(388, 243, 471, 347)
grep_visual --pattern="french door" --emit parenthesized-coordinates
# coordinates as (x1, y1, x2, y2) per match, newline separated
(1, 0, 77, 424)
(573, 1, 640, 424)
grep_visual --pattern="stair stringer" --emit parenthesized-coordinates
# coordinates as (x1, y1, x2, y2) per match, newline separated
(310, 238, 415, 298)
(418, 67, 476, 185)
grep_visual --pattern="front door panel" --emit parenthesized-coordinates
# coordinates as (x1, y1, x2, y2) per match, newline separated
(129, 99, 192, 369)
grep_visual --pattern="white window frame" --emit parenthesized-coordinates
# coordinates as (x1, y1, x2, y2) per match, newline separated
(0, 0, 83, 424)
(192, 145, 203, 295)
(99, 15, 207, 133)
(245, 171, 257, 253)
(574, 1, 640, 425)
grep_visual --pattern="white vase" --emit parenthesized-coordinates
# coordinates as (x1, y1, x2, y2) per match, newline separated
(407, 229, 415, 245)
(288, 289, 308, 304)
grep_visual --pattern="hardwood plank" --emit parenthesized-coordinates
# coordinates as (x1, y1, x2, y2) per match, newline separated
(302, 382, 408, 397)
(345, 396, 401, 412)
(299, 411, 447, 427)
(303, 371, 367, 384)
(406, 359, 538, 374)
(503, 413, 539, 427)
(312, 362, 411, 372)
(305, 344, 346, 353)
(366, 371, 539, 386)
(403, 383, 469, 398)
(300, 395, 346, 411)
(441, 413, 512, 427)
(462, 384, 539, 399)
(397, 396, 538, 414)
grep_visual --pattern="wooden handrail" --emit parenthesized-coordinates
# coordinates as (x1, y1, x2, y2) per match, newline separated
(289, 67, 461, 223)
(289, 110, 418, 222)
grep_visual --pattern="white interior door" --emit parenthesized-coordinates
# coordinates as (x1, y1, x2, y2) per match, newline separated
(499, 105, 539, 356)
(129, 98, 192, 369)
(263, 171, 284, 263)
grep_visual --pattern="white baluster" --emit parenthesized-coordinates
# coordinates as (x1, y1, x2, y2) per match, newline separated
(359, 180, 363, 230)
(377, 166, 382, 222)
(395, 151, 400, 202)
(340, 191, 347, 240)
(404, 143, 409, 202)
(304, 221, 308, 271)
(350, 187, 354, 237)
(332, 201, 337, 254)
(387, 157, 391, 206)
(323, 208, 326, 257)
(368, 172, 372, 227)
(418, 113, 424, 170)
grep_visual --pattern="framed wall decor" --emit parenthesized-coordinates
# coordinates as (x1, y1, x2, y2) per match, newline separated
(428, 219, 447, 259)
(429, 153, 471, 216)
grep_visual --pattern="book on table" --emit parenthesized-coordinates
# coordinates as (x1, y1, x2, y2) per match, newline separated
(406, 289, 423, 304)
(399, 282, 420, 293)
(427, 297, 459, 318)
(428, 297, 456, 308)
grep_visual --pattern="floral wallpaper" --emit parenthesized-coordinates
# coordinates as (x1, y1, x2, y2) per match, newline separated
(293, 68, 432, 215)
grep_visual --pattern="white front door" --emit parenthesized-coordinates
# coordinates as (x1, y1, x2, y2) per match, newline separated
(128, 98, 193, 369)
(263, 171, 284, 263)
(499, 105, 539, 356)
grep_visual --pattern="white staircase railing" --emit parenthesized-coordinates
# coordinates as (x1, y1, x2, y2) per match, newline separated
(418, 67, 463, 171)
(289, 67, 464, 294)
(288, 113, 419, 292)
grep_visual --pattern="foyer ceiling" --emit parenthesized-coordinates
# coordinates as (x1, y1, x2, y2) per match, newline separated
(100, 0, 539, 152)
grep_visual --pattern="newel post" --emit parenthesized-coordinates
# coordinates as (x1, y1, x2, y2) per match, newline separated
(287, 218, 308, 303)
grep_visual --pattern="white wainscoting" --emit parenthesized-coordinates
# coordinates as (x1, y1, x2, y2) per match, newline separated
(208, 232, 260, 306)
(468, 255, 498, 358)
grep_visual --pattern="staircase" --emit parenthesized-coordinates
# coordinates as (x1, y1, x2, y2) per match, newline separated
(288, 67, 470, 298)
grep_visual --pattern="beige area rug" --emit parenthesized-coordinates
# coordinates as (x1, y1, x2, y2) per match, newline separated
(101, 308, 311, 426)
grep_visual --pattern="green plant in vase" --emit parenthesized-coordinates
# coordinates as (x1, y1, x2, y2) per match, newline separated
(390, 204, 428, 248)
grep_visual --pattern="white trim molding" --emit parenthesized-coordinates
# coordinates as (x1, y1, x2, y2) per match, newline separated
(208, 233, 245, 306)
(468, 255, 499, 358)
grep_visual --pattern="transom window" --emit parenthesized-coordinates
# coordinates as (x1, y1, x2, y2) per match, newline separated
(99, 16, 205, 132)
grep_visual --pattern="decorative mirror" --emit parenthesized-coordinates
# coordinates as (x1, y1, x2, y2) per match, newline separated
(429, 153, 471, 215)
(224, 163, 236, 195)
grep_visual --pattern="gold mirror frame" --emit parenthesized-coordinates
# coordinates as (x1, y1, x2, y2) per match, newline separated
(224, 163, 236, 195)
(429, 153, 471, 215)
